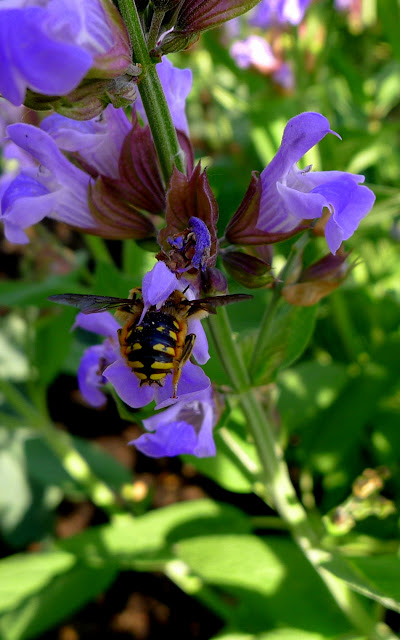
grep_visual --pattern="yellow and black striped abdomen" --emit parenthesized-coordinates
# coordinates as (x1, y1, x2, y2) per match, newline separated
(120, 311, 180, 386)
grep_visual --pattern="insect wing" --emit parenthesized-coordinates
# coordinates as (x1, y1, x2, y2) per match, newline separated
(185, 293, 253, 316)
(48, 293, 137, 314)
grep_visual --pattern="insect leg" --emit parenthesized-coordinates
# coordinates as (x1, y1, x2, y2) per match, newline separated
(172, 333, 196, 398)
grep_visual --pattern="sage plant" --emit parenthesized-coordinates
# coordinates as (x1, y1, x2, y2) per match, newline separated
(2, 1, 394, 639)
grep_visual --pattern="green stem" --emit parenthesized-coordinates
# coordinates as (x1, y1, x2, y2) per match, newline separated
(117, 0, 185, 182)
(146, 9, 165, 51)
(0, 380, 126, 513)
(207, 311, 397, 639)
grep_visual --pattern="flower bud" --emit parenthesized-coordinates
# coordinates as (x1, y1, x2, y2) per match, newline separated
(153, 31, 200, 56)
(221, 249, 274, 289)
(201, 267, 228, 295)
(282, 251, 352, 306)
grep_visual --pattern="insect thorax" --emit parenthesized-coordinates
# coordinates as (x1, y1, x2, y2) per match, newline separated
(119, 311, 181, 386)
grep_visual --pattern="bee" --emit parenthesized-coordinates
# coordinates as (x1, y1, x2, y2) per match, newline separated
(48, 288, 252, 398)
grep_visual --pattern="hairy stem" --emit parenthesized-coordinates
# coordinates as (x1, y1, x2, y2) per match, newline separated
(118, 0, 185, 182)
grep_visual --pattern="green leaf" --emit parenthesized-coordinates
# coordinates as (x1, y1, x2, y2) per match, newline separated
(32, 307, 75, 385)
(182, 409, 259, 494)
(24, 434, 133, 495)
(0, 273, 87, 308)
(378, 0, 400, 60)
(0, 553, 116, 640)
(277, 361, 348, 435)
(93, 260, 140, 298)
(59, 500, 252, 565)
(252, 304, 317, 384)
(175, 535, 351, 636)
(0, 551, 74, 614)
(321, 553, 400, 614)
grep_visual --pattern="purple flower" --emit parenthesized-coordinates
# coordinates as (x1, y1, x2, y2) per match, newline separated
(272, 62, 294, 90)
(131, 389, 216, 458)
(256, 112, 375, 254)
(74, 262, 211, 413)
(1, 123, 95, 244)
(40, 104, 131, 180)
(230, 35, 280, 73)
(0, 0, 131, 106)
(249, 0, 312, 28)
(75, 312, 121, 408)
(135, 57, 192, 136)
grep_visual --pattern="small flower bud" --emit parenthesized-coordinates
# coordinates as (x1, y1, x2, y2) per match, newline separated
(153, 31, 200, 56)
(221, 249, 274, 289)
(282, 251, 352, 306)
(201, 267, 228, 295)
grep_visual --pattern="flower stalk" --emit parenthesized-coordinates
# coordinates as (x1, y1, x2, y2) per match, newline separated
(117, 0, 185, 182)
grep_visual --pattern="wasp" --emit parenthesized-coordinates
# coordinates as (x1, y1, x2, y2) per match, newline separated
(48, 288, 252, 398)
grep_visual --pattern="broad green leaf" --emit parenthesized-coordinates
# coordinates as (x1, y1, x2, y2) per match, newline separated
(252, 304, 317, 384)
(0, 550, 74, 614)
(32, 307, 75, 385)
(24, 434, 133, 495)
(59, 500, 251, 565)
(378, 0, 400, 60)
(175, 535, 351, 636)
(0, 434, 32, 542)
(277, 362, 348, 435)
(0, 315, 29, 382)
(0, 558, 116, 640)
(182, 431, 256, 494)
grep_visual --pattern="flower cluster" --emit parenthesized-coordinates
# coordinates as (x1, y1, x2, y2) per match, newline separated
(226, 0, 314, 89)
(0, 0, 376, 459)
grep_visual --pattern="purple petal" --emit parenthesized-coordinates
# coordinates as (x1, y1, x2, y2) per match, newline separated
(7, 124, 87, 186)
(103, 359, 155, 408)
(188, 319, 210, 364)
(230, 36, 279, 72)
(0, 7, 92, 105)
(257, 112, 339, 233)
(276, 182, 328, 221)
(142, 262, 179, 309)
(133, 420, 198, 458)
(135, 389, 216, 458)
(40, 106, 131, 180)
(312, 177, 376, 254)
(250, 0, 312, 27)
(77, 344, 109, 408)
(73, 311, 121, 337)
(3, 123, 96, 236)
(135, 57, 192, 136)
(155, 361, 211, 410)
